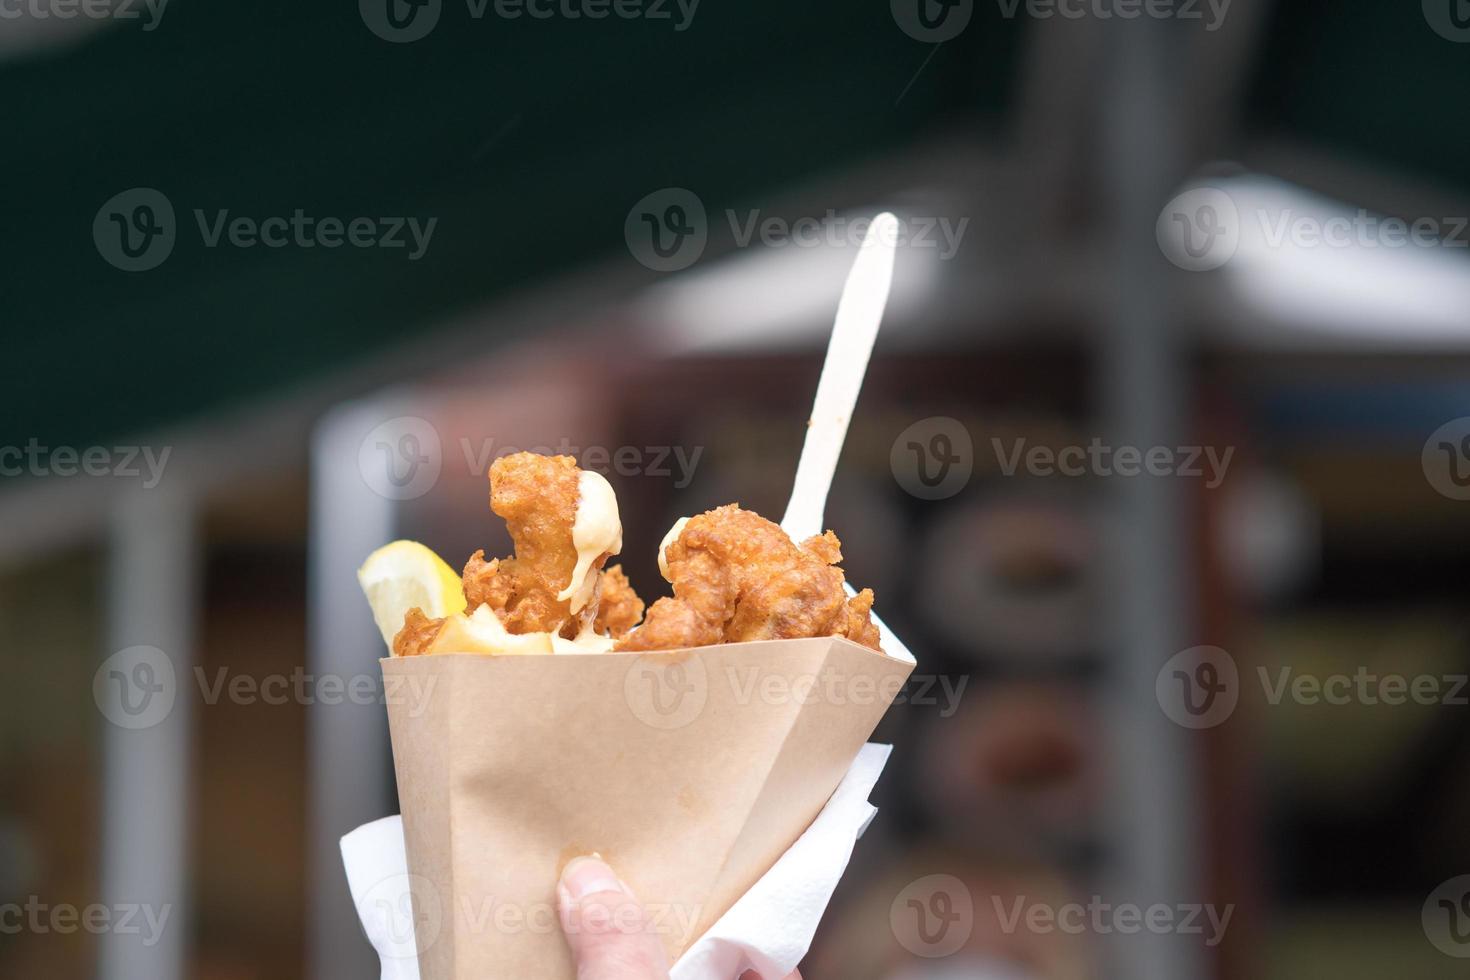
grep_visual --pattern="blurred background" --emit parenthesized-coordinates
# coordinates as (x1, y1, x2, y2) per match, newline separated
(3, 0, 1470, 977)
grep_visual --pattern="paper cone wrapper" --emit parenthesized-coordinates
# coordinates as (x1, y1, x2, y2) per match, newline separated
(379, 636, 913, 979)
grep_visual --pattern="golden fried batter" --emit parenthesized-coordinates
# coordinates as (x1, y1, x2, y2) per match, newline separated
(393, 607, 445, 657)
(594, 565, 645, 639)
(838, 584, 882, 651)
(615, 505, 882, 653)
(390, 453, 883, 657)
(461, 453, 585, 634)
(801, 530, 843, 566)
(395, 452, 645, 655)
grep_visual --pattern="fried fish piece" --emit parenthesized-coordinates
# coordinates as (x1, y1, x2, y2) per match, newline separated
(393, 607, 445, 658)
(397, 452, 644, 655)
(462, 453, 584, 634)
(594, 564, 645, 639)
(615, 504, 882, 653)
(460, 452, 635, 634)
(837, 582, 882, 651)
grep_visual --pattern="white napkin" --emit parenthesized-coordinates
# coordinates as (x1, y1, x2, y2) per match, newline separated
(341, 743, 893, 980)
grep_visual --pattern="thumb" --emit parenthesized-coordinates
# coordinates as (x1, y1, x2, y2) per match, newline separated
(558, 856, 672, 980)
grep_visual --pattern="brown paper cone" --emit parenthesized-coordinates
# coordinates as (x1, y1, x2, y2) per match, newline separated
(379, 635, 913, 979)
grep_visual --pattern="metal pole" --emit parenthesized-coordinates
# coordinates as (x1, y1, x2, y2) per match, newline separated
(98, 485, 199, 980)
(1099, 18, 1207, 980)
(306, 399, 402, 980)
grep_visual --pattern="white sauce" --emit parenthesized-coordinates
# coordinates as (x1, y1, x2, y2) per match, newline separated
(550, 620, 616, 654)
(657, 516, 690, 582)
(557, 470, 623, 612)
(431, 604, 615, 655)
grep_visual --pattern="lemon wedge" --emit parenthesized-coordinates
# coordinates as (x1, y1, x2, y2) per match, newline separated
(428, 605, 553, 656)
(357, 540, 467, 652)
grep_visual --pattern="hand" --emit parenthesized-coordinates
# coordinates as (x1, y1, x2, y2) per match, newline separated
(557, 856, 802, 980)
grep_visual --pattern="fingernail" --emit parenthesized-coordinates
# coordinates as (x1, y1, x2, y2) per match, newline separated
(561, 855, 631, 902)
